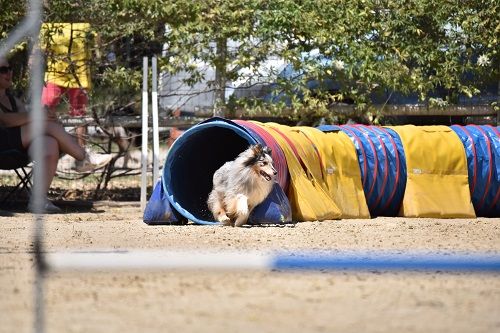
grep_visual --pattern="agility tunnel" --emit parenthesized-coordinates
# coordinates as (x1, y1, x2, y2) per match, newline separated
(143, 117, 499, 224)
(149, 118, 292, 225)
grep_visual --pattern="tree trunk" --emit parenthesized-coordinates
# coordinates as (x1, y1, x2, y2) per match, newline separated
(213, 38, 227, 117)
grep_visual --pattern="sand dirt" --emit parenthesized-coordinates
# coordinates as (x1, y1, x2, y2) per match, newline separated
(1, 205, 499, 333)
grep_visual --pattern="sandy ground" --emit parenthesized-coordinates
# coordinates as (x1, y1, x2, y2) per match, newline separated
(1, 205, 499, 333)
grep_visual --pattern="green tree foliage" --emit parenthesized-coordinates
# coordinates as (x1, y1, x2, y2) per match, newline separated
(253, 0, 499, 121)
(1, 0, 498, 121)
(0, 1, 30, 91)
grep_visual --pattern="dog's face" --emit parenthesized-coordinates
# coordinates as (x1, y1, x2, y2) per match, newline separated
(244, 144, 277, 182)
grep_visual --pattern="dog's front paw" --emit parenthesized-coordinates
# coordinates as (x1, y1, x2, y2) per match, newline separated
(218, 215, 232, 226)
(234, 217, 248, 227)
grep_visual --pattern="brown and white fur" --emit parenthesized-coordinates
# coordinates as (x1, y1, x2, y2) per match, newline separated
(207, 144, 277, 227)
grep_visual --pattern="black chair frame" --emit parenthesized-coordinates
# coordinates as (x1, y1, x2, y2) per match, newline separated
(0, 149, 32, 208)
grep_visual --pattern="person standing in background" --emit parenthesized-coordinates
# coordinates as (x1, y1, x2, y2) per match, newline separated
(39, 22, 110, 172)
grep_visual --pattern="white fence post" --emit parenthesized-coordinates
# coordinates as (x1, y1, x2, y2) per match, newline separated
(140, 57, 149, 210)
(151, 56, 160, 184)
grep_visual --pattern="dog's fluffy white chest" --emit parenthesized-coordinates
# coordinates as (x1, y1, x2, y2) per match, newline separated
(246, 180, 272, 208)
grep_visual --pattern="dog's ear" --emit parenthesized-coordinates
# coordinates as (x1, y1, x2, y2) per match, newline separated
(263, 146, 272, 155)
(244, 145, 261, 167)
(251, 144, 263, 155)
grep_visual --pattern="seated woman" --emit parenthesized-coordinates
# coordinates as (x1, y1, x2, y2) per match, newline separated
(0, 56, 112, 213)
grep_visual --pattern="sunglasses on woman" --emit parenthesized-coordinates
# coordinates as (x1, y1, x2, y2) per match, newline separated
(0, 66, 13, 74)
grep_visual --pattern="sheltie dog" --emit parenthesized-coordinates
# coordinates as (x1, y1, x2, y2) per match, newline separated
(207, 144, 277, 227)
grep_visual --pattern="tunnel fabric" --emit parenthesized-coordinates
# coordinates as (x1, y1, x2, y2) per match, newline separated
(390, 125, 475, 218)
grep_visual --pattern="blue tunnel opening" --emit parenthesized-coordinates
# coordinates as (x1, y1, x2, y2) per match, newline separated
(163, 120, 257, 224)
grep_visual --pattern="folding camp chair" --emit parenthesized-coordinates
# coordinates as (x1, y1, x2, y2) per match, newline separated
(0, 149, 32, 208)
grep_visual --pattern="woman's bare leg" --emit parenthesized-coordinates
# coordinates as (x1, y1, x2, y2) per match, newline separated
(20, 121, 85, 160)
(27, 136, 60, 195)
